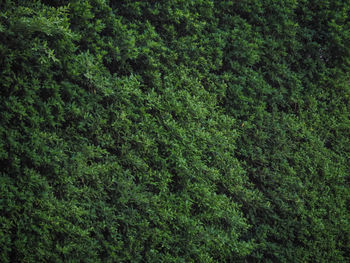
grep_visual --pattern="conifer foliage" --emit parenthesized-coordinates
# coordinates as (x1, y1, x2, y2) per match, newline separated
(1, 1, 349, 262)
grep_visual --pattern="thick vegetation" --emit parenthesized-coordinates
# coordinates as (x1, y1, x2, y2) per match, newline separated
(0, 0, 349, 262)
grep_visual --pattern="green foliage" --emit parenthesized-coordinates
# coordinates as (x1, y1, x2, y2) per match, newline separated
(0, 0, 349, 262)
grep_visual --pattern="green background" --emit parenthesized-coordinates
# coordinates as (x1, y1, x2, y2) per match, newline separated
(0, 0, 349, 262)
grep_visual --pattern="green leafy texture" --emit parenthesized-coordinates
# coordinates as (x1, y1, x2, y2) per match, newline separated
(0, 0, 349, 262)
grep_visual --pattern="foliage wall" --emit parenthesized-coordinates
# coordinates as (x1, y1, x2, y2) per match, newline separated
(1, 0, 349, 262)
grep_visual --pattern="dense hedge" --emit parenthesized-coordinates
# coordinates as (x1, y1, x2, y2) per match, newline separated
(0, 1, 349, 262)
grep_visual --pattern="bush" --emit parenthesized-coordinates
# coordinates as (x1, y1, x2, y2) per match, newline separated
(1, 0, 349, 262)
